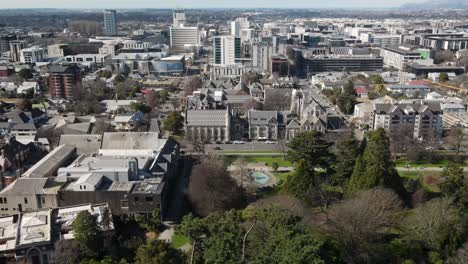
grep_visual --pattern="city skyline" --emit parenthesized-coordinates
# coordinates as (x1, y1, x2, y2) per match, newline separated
(0, 0, 427, 9)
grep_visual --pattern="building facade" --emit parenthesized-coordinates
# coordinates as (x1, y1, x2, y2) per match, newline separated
(169, 26, 200, 52)
(213, 36, 241, 65)
(103, 9, 118, 36)
(48, 64, 82, 100)
(20, 46, 48, 64)
(369, 103, 443, 139)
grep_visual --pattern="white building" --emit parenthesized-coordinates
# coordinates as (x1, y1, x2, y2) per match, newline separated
(252, 41, 274, 74)
(64, 54, 108, 65)
(361, 33, 402, 47)
(20, 46, 48, 64)
(210, 64, 247, 79)
(213, 35, 241, 66)
(380, 46, 422, 70)
(231, 17, 250, 37)
(170, 26, 200, 52)
(370, 102, 443, 139)
(173, 9, 186, 27)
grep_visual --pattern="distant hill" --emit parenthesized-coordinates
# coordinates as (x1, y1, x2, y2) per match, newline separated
(401, 0, 468, 10)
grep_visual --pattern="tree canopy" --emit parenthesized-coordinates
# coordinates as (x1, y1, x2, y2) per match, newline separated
(287, 130, 334, 174)
(163, 111, 184, 135)
(72, 211, 101, 259)
(134, 240, 185, 264)
(346, 129, 408, 202)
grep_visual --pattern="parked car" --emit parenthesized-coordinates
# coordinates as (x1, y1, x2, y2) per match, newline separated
(265, 140, 277, 144)
(233, 140, 245, 144)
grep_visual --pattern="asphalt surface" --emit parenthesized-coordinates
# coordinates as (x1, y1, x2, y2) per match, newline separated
(205, 142, 283, 152)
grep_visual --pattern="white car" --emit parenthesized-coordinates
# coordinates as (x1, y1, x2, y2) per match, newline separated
(233, 140, 245, 144)
(265, 141, 277, 144)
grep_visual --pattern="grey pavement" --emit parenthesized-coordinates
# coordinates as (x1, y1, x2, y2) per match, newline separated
(396, 166, 468, 172)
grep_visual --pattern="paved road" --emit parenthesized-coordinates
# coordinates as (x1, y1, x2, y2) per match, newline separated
(396, 166, 468, 172)
(205, 142, 283, 152)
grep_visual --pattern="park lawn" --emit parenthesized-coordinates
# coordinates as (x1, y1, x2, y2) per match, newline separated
(398, 171, 421, 179)
(221, 150, 282, 154)
(172, 234, 190, 248)
(395, 158, 453, 168)
(421, 174, 441, 193)
(273, 171, 292, 182)
(399, 170, 442, 193)
(244, 156, 293, 167)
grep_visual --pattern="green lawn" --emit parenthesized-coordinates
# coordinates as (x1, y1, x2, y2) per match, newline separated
(272, 171, 291, 182)
(172, 234, 190, 248)
(395, 158, 455, 168)
(399, 170, 442, 193)
(244, 156, 293, 167)
(398, 171, 421, 179)
(221, 150, 282, 154)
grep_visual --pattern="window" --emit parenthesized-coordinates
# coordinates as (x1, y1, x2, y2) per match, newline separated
(134, 197, 139, 202)
(3, 198, 6, 203)
(145, 197, 154, 202)
(24, 198, 28, 204)
(0, 198, 3, 204)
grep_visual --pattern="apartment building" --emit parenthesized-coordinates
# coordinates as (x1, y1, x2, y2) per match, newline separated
(369, 102, 443, 139)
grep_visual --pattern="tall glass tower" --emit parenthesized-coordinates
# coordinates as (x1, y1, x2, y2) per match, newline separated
(103, 10, 117, 36)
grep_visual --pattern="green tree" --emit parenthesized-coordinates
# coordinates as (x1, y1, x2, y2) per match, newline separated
(336, 80, 357, 114)
(129, 101, 151, 113)
(135, 209, 161, 231)
(440, 162, 468, 207)
(439, 72, 449, 82)
(243, 206, 327, 264)
(287, 131, 334, 174)
(159, 91, 169, 103)
(271, 162, 279, 172)
(332, 134, 361, 186)
(163, 111, 184, 135)
(18, 68, 33, 80)
(177, 207, 327, 264)
(371, 75, 384, 84)
(346, 129, 408, 201)
(134, 240, 185, 264)
(72, 211, 101, 259)
(99, 70, 113, 79)
(282, 160, 315, 199)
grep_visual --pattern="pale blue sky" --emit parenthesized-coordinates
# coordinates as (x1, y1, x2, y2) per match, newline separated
(0, 0, 424, 9)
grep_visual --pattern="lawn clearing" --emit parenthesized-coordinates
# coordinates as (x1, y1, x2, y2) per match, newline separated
(244, 156, 293, 167)
(272, 171, 291, 182)
(172, 234, 190, 248)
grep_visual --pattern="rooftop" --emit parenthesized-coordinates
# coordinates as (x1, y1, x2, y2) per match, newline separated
(22, 144, 76, 178)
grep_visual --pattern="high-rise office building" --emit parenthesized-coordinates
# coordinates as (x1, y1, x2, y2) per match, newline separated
(0, 35, 15, 53)
(231, 18, 250, 37)
(173, 9, 186, 27)
(103, 10, 118, 36)
(170, 26, 200, 52)
(213, 36, 241, 65)
(9, 40, 24, 62)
